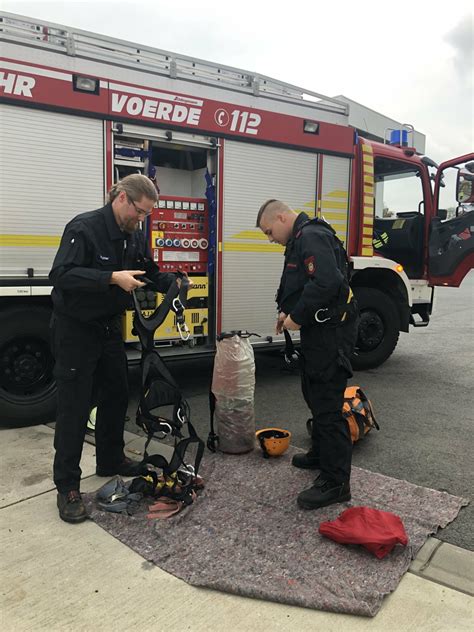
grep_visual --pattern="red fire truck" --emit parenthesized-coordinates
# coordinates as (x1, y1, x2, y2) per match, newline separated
(1, 12, 473, 425)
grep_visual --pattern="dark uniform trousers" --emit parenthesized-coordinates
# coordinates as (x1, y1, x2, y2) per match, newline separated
(300, 317, 358, 484)
(51, 314, 128, 493)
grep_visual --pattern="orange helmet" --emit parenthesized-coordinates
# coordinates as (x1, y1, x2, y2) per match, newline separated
(256, 428, 291, 458)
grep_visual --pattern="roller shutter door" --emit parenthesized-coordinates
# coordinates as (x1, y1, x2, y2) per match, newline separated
(0, 104, 104, 277)
(221, 140, 317, 337)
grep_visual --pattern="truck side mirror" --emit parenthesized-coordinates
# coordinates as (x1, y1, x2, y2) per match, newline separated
(456, 169, 474, 204)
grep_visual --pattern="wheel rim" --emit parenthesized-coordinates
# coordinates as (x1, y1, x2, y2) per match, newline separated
(0, 336, 55, 401)
(357, 310, 385, 351)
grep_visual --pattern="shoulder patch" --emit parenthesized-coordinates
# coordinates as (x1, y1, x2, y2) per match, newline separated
(304, 256, 316, 276)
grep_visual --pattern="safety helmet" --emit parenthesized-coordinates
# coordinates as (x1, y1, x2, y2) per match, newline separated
(256, 428, 291, 458)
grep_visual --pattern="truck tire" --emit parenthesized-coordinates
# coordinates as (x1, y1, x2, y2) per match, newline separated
(351, 288, 400, 370)
(0, 306, 56, 427)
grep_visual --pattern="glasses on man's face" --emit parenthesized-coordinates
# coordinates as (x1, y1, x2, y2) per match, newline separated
(128, 197, 153, 218)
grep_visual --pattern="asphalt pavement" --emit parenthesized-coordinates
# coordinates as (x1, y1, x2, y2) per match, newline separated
(125, 270, 474, 550)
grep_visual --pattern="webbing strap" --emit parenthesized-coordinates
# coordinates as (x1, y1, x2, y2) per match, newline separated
(144, 421, 204, 477)
(132, 275, 189, 349)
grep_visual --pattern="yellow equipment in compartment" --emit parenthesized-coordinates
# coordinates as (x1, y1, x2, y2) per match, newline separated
(122, 276, 208, 343)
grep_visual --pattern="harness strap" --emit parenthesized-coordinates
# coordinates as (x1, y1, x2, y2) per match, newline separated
(147, 497, 182, 519)
(132, 274, 189, 348)
(146, 492, 197, 520)
(143, 421, 204, 481)
(207, 390, 218, 452)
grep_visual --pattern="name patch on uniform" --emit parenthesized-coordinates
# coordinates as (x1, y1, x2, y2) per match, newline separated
(304, 256, 316, 275)
(286, 263, 297, 269)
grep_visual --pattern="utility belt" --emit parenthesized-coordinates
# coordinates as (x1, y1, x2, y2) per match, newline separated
(313, 289, 357, 327)
(314, 300, 358, 326)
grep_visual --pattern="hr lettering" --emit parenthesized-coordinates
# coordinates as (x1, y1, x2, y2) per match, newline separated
(0, 72, 36, 97)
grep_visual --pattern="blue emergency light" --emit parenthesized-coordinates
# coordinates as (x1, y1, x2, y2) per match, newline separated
(390, 129, 409, 146)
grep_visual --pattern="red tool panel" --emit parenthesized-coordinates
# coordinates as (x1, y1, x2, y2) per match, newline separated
(150, 196, 209, 273)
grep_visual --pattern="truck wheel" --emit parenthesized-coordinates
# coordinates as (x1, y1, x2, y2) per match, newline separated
(351, 288, 400, 370)
(0, 306, 56, 427)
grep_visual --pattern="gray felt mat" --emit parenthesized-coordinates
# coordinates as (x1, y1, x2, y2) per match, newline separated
(84, 447, 468, 617)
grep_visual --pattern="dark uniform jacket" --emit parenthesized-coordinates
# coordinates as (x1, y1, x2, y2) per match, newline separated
(50, 203, 176, 324)
(277, 212, 351, 325)
(277, 212, 357, 381)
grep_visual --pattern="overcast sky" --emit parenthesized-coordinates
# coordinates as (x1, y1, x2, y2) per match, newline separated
(3, 0, 473, 163)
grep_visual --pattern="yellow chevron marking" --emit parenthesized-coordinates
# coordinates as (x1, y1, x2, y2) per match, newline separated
(364, 186, 374, 194)
(364, 195, 374, 205)
(326, 190, 349, 199)
(362, 144, 373, 154)
(362, 247, 373, 256)
(363, 216, 374, 226)
(0, 234, 61, 247)
(363, 175, 374, 184)
(223, 242, 284, 253)
(320, 211, 348, 221)
(321, 201, 348, 210)
(363, 229, 373, 238)
(218, 242, 222, 252)
(363, 165, 374, 174)
(362, 237, 373, 246)
(231, 230, 268, 241)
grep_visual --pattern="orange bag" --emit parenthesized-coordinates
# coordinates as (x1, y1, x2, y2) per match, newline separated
(343, 386, 379, 443)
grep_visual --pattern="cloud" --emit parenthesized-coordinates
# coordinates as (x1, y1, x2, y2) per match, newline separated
(444, 13, 474, 76)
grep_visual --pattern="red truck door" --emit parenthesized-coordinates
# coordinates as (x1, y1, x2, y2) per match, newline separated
(428, 153, 474, 287)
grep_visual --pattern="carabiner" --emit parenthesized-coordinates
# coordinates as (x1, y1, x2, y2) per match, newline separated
(177, 320, 191, 341)
(315, 308, 331, 323)
(177, 408, 187, 425)
(154, 422, 173, 438)
(172, 297, 183, 312)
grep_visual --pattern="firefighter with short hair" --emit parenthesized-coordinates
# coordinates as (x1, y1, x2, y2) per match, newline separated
(257, 199, 358, 509)
(50, 174, 184, 523)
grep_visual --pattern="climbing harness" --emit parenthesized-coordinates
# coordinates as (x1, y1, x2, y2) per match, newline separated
(130, 273, 205, 508)
(342, 385, 379, 443)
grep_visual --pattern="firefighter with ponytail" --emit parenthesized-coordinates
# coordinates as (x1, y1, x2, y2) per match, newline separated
(50, 174, 187, 524)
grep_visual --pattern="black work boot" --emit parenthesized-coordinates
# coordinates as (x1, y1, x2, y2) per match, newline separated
(291, 450, 321, 470)
(297, 476, 351, 510)
(96, 457, 144, 478)
(57, 490, 88, 523)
